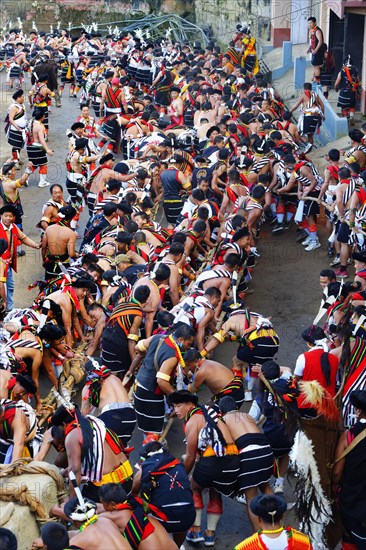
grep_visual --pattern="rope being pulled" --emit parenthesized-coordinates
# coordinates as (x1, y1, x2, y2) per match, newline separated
(0, 459, 66, 524)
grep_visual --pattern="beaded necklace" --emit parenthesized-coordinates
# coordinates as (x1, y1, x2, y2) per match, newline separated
(79, 514, 98, 531)
(168, 334, 185, 368)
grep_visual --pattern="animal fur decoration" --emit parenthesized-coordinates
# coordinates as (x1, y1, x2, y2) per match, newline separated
(290, 430, 333, 550)
(299, 381, 340, 422)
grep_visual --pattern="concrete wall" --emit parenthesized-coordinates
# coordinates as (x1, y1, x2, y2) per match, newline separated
(1, 0, 192, 33)
(193, 0, 271, 47)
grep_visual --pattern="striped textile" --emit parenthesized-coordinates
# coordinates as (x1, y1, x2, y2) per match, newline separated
(99, 405, 137, 447)
(235, 433, 274, 490)
(134, 384, 165, 434)
(7, 128, 24, 150)
(193, 454, 240, 497)
(83, 415, 106, 482)
(26, 144, 47, 166)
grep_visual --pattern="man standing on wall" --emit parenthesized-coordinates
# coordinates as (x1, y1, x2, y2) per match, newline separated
(307, 17, 325, 84)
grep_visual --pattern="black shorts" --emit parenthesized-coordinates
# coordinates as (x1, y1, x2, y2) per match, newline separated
(337, 221, 350, 244)
(237, 336, 279, 365)
(311, 51, 324, 66)
(193, 454, 240, 497)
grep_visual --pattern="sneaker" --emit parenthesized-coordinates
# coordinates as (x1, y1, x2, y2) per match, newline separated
(204, 533, 216, 547)
(305, 239, 321, 251)
(303, 142, 313, 154)
(273, 479, 284, 494)
(17, 250, 25, 257)
(335, 269, 348, 279)
(236, 493, 247, 504)
(244, 390, 253, 402)
(330, 255, 340, 267)
(186, 529, 205, 543)
(272, 223, 284, 233)
(296, 230, 308, 242)
(327, 244, 335, 257)
(301, 236, 312, 246)
(284, 221, 291, 230)
(38, 180, 51, 188)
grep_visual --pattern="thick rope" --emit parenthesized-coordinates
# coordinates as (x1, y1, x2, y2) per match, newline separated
(0, 459, 66, 524)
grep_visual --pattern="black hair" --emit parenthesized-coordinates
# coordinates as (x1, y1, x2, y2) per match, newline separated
(116, 232, 133, 245)
(154, 263, 171, 282)
(156, 310, 175, 329)
(328, 149, 340, 162)
(41, 522, 69, 550)
(338, 167, 351, 180)
(99, 483, 127, 504)
(261, 360, 280, 380)
(320, 269, 336, 280)
(204, 286, 221, 299)
(124, 220, 138, 234)
(219, 395, 238, 414)
(174, 324, 196, 340)
(192, 189, 205, 201)
(252, 185, 266, 199)
(304, 82, 312, 91)
(172, 232, 187, 244)
(134, 285, 150, 303)
(184, 348, 201, 362)
(139, 440, 166, 459)
(224, 253, 240, 268)
(169, 242, 184, 256)
(134, 231, 147, 244)
(231, 215, 245, 230)
(0, 528, 17, 550)
(50, 183, 63, 193)
(38, 324, 66, 342)
(103, 202, 118, 217)
(250, 494, 287, 523)
(197, 206, 209, 220)
(193, 220, 207, 234)
(349, 129, 363, 143)
(233, 227, 250, 242)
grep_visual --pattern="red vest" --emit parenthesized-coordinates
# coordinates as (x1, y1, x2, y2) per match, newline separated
(297, 348, 338, 408)
(0, 223, 21, 273)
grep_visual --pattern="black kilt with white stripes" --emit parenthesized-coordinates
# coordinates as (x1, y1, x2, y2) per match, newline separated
(235, 433, 274, 491)
(337, 88, 356, 109)
(26, 144, 47, 166)
(9, 65, 21, 79)
(7, 128, 24, 150)
(99, 405, 137, 447)
(193, 454, 240, 497)
(134, 384, 165, 434)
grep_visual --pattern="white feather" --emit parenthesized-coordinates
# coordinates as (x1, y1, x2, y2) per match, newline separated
(290, 430, 332, 550)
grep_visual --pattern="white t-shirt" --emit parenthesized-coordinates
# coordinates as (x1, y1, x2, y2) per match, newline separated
(260, 531, 289, 549)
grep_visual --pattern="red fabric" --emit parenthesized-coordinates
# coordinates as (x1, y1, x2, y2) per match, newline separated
(297, 348, 338, 409)
(0, 223, 21, 273)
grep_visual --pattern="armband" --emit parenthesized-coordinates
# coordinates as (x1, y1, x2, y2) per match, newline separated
(156, 371, 171, 382)
(178, 268, 183, 275)
(182, 182, 191, 190)
(58, 354, 65, 361)
(213, 330, 225, 344)
(200, 349, 208, 357)
(15, 180, 22, 188)
(50, 92, 55, 97)
(41, 216, 51, 223)
(81, 156, 87, 164)
(0, 277, 6, 283)
(136, 340, 147, 353)
(127, 334, 139, 342)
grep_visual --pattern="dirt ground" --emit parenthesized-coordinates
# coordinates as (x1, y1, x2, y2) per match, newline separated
(0, 71, 345, 548)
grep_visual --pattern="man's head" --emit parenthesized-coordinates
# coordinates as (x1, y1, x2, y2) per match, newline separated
(218, 395, 238, 414)
(99, 153, 115, 168)
(232, 227, 250, 249)
(87, 302, 106, 325)
(58, 205, 76, 222)
(103, 202, 118, 219)
(99, 483, 128, 512)
(40, 522, 69, 550)
(168, 389, 199, 418)
(74, 137, 88, 152)
(71, 122, 85, 137)
(183, 348, 202, 373)
(80, 103, 90, 117)
(307, 16, 317, 29)
(133, 212, 149, 229)
(352, 249, 366, 272)
(0, 204, 17, 226)
(13, 374, 37, 401)
(319, 269, 336, 289)
(12, 89, 24, 103)
(192, 220, 207, 237)
(50, 184, 64, 202)
(116, 232, 133, 252)
(338, 166, 351, 181)
(350, 389, 366, 417)
(224, 253, 240, 271)
(134, 285, 151, 305)
(151, 263, 171, 284)
(71, 276, 95, 299)
(349, 129, 363, 144)
(204, 286, 222, 307)
(168, 242, 184, 261)
(173, 324, 196, 351)
(250, 494, 287, 527)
